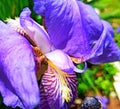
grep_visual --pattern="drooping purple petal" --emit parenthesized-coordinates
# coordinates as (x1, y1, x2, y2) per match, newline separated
(0, 21, 40, 108)
(20, 7, 54, 53)
(39, 65, 78, 109)
(33, 0, 90, 58)
(88, 20, 120, 64)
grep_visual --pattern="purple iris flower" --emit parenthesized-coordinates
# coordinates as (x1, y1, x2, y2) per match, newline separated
(0, 0, 120, 109)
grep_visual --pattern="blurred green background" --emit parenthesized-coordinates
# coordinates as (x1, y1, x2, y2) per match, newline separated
(0, 0, 120, 108)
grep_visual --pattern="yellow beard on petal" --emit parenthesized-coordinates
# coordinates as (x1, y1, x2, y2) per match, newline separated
(47, 59, 72, 103)
(32, 47, 72, 102)
(32, 46, 72, 102)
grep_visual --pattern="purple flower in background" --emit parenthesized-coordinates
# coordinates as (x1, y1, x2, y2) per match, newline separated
(116, 26, 120, 33)
(0, 0, 120, 109)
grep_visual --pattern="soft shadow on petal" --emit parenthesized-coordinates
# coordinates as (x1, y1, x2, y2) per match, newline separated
(0, 21, 40, 108)
(20, 7, 54, 53)
(39, 65, 78, 109)
(33, 0, 90, 58)
(88, 21, 120, 64)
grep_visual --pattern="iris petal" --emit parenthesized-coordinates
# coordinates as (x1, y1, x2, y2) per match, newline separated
(20, 7, 54, 53)
(33, 0, 90, 58)
(33, 0, 120, 64)
(88, 21, 120, 64)
(77, 1, 103, 47)
(39, 65, 78, 109)
(0, 21, 40, 108)
(33, 0, 46, 16)
(0, 80, 24, 108)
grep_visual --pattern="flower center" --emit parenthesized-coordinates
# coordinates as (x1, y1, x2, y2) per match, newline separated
(14, 27, 72, 102)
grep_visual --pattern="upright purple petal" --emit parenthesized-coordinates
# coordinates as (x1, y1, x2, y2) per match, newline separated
(88, 21, 120, 64)
(116, 26, 120, 33)
(0, 21, 40, 108)
(34, 0, 46, 16)
(77, 1, 103, 47)
(33, 0, 120, 64)
(20, 7, 54, 53)
(33, 0, 90, 58)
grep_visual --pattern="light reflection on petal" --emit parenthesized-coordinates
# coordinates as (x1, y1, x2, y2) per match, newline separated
(20, 7, 54, 53)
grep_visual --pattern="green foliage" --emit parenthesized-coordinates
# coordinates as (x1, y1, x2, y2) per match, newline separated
(82, 0, 120, 23)
(0, 0, 29, 20)
(0, 0, 42, 24)
(115, 31, 120, 48)
(89, 0, 120, 21)
(77, 63, 119, 97)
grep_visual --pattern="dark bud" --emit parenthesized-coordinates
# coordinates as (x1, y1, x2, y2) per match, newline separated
(80, 96, 101, 109)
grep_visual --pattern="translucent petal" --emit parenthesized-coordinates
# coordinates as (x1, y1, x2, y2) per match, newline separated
(20, 7, 54, 53)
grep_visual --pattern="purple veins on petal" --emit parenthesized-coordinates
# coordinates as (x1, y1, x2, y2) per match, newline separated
(96, 96, 109, 109)
(39, 65, 78, 109)
(33, 0, 46, 16)
(0, 21, 40, 108)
